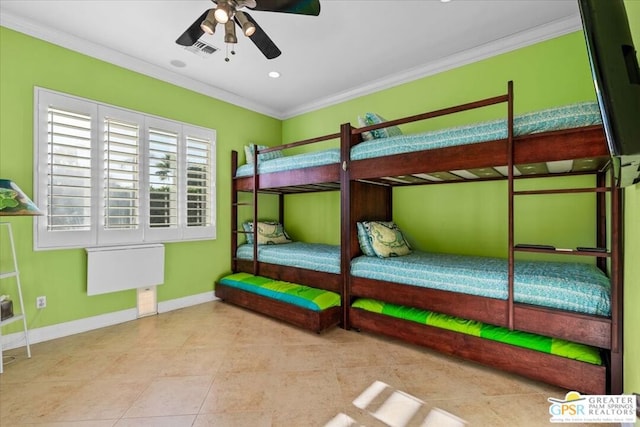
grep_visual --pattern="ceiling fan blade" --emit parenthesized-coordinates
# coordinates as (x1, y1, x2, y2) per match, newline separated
(249, 0, 320, 16)
(236, 12, 282, 59)
(176, 9, 210, 46)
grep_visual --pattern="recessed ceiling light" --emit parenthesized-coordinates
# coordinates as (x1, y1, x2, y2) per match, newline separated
(170, 59, 186, 68)
(268, 71, 280, 78)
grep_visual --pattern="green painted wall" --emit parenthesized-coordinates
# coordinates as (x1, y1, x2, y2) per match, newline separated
(0, 27, 281, 332)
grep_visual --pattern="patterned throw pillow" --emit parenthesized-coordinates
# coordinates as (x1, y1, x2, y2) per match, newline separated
(243, 221, 292, 245)
(356, 222, 377, 256)
(362, 221, 412, 258)
(244, 144, 283, 165)
(357, 116, 375, 141)
(363, 113, 403, 139)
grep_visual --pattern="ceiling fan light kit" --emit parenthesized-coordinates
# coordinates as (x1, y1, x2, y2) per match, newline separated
(235, 11, 256, 37)
(200, 10, 218, 35)
(214, 1, 234, 24)
(176, 0, 321, 61)
(224, 20, 237, 44)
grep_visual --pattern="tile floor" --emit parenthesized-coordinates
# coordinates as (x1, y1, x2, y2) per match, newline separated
(0, 301, 608, 426)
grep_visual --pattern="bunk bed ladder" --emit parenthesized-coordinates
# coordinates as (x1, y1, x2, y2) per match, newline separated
(231, 151, 238, 272)
(506, 80, 515, 331)
(231, 150, 254, 273)
(507, 119, 623, 394)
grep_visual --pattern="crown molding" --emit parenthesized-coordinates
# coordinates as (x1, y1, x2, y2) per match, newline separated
(281, 14, 583, 119)
(2, 10, 582, 121)
(0, 11, 282, 119)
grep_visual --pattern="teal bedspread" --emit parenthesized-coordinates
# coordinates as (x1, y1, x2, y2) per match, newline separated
(235, 148, 340, 177)
(236, 242, 341, 274)
(352, 298, 602, 365)
(351, 102, 602, 160)
(350, 250, 610, 316)
(218, 272, 341, 311)
(234, 103, 600, 177)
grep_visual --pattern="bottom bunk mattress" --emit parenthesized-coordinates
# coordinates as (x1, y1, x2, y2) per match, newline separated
(218, 272, 341, 312)
(236, 242, 341, 274)
(350, 251, 610, 316)
(216, 272, 342, 332)
(352, 298, 601, 365)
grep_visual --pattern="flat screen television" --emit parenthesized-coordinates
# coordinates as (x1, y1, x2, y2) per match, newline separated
(578, 0, 640, 187)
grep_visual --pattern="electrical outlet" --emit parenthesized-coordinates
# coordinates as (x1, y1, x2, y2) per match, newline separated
(36, 296, 46, 309)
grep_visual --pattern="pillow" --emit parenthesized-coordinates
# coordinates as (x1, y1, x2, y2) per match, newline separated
(356, 222, 377, 256)
(243, 221, 292, 245)
(362, 221, 411, 258)
(357, 116, 375, 141)
(244, 144, 283, 165)
(363, 112, 403, 139)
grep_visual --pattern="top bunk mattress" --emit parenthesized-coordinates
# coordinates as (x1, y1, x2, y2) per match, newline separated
(235, 148, 340, 177)
(237, 242, 340, 274)
(351, 102, 602, 160)
(350, 250, 610, 316)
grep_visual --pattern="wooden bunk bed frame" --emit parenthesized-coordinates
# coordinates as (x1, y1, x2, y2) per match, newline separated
(220, 134, 343, 331)
(342, 81, 622, 395)
(221, 81, 622, 393)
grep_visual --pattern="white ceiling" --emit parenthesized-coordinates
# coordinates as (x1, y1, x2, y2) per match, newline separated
(0, 0, 583, 119)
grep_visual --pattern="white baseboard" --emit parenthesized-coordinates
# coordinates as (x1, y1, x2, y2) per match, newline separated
(1, 291, 218, 351)
(158, 290, 216, 313)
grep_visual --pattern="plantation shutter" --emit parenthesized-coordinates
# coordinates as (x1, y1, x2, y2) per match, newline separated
(96, 106, 144, 244)
(186, 135, 211, 227)
(104, 118, 140, 229)
(183, 125, 216, 240)
(35, 88, 217, 249)
(35, 91, 98, 249)
(46, 108, 93, 231)
(146, 118, 181, 241)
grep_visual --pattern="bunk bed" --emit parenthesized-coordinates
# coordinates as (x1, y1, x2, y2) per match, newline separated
(217, 133, 344, 331)
(219, 80, 622, 393)
(342, 81, 622, 395)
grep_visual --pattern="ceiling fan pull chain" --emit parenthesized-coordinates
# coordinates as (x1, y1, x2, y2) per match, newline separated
(224, 43, 237, 62)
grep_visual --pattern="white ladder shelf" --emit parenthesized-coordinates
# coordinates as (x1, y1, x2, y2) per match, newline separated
(1, 222, 32, 373)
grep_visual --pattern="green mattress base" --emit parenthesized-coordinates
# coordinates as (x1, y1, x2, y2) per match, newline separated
(352, 298, 601, 365)
(218, 272, 341, 312)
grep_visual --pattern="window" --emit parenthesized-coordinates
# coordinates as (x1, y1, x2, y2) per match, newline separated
(34, 88, 216, 250)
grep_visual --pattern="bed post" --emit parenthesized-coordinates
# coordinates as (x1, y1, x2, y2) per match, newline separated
(506, 80, 515, 330)
(609, 174, 624, 394)
(252, 144, 259, 276)
(341, 122, 354, 329)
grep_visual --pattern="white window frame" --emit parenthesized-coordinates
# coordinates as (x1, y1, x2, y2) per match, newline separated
(33, 87, 216, 250)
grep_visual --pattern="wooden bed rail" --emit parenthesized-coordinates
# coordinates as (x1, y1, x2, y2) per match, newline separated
(255, 132, 341, 155)
(352, 91, 511, 139)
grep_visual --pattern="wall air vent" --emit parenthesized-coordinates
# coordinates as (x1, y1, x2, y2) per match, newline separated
(184, 40, 219, 57)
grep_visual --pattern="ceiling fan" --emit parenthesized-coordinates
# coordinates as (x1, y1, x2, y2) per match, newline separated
(176, 0, 321, 61)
